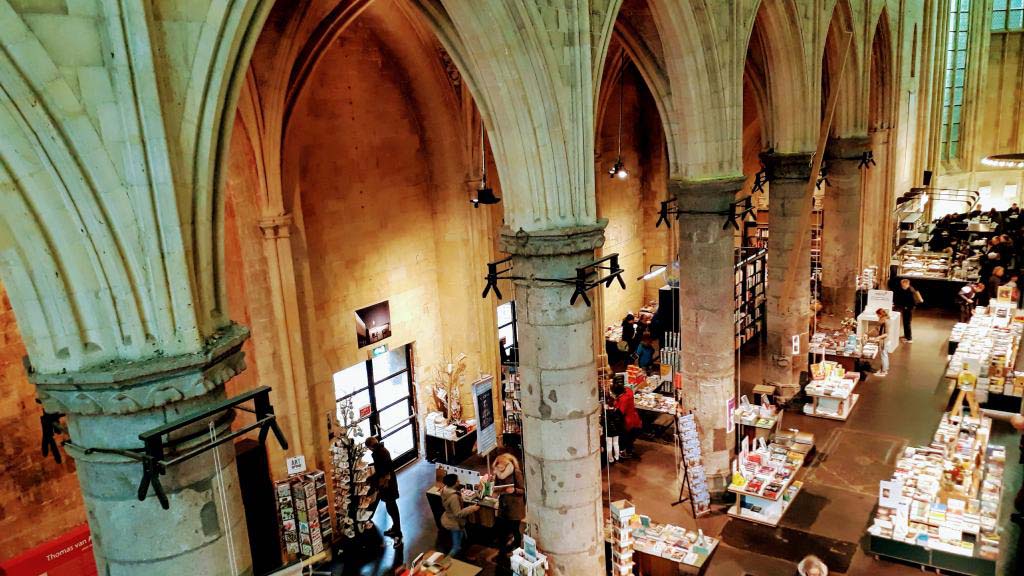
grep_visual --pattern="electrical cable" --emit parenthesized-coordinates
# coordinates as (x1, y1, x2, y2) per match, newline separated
(209, 421, 239, 576)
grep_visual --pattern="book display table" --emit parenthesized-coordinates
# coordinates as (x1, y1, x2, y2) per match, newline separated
(604, 501, 719, 575)
(945, 304, 1024, 416)
(804, 362, 860, 421)
(726, 444, 804, 527)
(866, 414, 1005, 575)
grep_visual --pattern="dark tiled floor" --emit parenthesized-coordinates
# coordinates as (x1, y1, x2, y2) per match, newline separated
(325, 309, 1022, 575)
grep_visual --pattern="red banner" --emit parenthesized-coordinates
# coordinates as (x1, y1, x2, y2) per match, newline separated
(0, 524, 97, 576)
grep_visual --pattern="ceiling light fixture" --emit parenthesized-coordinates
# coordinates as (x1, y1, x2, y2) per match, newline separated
(471, 120, 500, 208)
(609, 67, 628, 180)
(981, 153, 1024, 169)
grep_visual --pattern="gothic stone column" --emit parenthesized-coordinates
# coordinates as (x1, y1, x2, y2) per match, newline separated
(864, 129, 892, 275)
(822, 136, 871, 316)
(501, 224, 606, 576)
(33, 325, 253, 576)
(673, 177, 742, 494)
(761, 152, 814, 401)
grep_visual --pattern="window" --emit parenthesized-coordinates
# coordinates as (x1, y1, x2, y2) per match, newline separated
(333, 344, 419, 468)
(497, 302, 518, 364)
(940, 0, 971, 160)
(992, 0, 1024, 31)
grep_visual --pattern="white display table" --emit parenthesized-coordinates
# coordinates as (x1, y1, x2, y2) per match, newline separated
(856, 310, 901, 353)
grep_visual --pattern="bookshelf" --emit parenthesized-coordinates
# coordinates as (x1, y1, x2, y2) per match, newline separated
(735, 248, 768, 349)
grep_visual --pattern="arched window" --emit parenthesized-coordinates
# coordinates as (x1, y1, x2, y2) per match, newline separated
(940, 0, 971, 160)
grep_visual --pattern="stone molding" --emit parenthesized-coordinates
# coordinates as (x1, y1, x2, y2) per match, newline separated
(670, 175, 747, 212)
(760, 151, 814, 181)
(499, 221, 607, 256)
(825, 135, 872, 161)
(259, 214, 294, 239)
(31, 324, 250, 416)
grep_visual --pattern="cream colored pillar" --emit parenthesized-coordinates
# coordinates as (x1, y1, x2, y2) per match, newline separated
(673, 176, 742, 493)
(822, 136, 871, 316)
(503, 225, 606, 576)
(761, 152, 814, 401)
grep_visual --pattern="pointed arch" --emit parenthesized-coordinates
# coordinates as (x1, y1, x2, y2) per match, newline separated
(822, 0, 864, 137)
(869, 7, 895, 132)
(745, 0, 815, 153)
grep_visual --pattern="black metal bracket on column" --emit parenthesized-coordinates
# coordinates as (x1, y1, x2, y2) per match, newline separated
(656, 195, 756, 231)
(62, 386, 287, 510)
(481, 254, 625, 307)
(39, 405, 65, 464)
(481, 256, 525, 300)
(858, 150, 876, 169)
(815, 162, 831, 190)
(751, 169, 769, 194)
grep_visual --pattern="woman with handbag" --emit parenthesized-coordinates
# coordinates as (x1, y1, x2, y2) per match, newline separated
(492, 453, 526, 557)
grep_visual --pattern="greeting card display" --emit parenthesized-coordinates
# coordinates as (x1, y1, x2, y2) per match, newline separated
(675, 412, 711, 516)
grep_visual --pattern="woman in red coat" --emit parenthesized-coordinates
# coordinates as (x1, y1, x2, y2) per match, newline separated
(612, 382, 642, 459)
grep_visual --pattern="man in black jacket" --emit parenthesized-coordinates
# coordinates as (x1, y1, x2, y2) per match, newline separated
(366, 436, 402, 540)
(893, 278, 919, 343)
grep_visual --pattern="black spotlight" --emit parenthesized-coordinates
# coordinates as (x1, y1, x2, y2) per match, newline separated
(470, 186, 500, 208)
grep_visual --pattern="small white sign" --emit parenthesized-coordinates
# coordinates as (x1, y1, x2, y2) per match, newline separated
(286, 455, 307, 475)
(791, 334, 800, 355)
(866, 289, 894, 312)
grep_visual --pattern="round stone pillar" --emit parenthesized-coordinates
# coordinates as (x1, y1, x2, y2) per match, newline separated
(500, 224, 606, 576)
(672, 176, 744, 494)
(32, 325, 254, 576)
(760, 152, 814, 402)
(821, 136, 871, 316)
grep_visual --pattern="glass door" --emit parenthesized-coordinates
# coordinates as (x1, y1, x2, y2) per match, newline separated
(333, 344, 419, 469)
(370, 346, 418, 468)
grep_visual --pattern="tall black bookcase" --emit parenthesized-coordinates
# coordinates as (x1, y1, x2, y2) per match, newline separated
(734, 248, 768, 349)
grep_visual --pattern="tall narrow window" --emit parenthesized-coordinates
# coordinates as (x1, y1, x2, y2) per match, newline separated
(992, 0, 1024, 31)
(940, 0, 970, 161)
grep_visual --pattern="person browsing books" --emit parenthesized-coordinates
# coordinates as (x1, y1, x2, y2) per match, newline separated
(439, 474, 479, 558)
(871, 308, 890, 377)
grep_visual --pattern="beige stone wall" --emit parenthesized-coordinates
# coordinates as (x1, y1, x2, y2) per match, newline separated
(284, 15, 496, 434)
(598, 64, 647, 329)
(0, 282, 86, 559)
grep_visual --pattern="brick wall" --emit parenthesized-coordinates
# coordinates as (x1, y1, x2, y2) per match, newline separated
(0, 283, 86, 561)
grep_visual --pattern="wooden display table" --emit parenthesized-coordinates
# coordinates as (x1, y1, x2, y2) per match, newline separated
(425, 429, 477, 465)
(424, 486, 498, 529)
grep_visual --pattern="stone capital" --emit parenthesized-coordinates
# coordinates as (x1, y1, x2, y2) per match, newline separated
(825, 135, 872, 161)
(31, 324, 250, 416)
(259, 213, 294, 239)
(670, 175, 747, 212)
(499, 221, 606, 256)
(760, 151, 814, 182)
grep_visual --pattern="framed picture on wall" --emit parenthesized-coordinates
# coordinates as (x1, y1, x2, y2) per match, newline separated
(355, 301, 392, 348)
